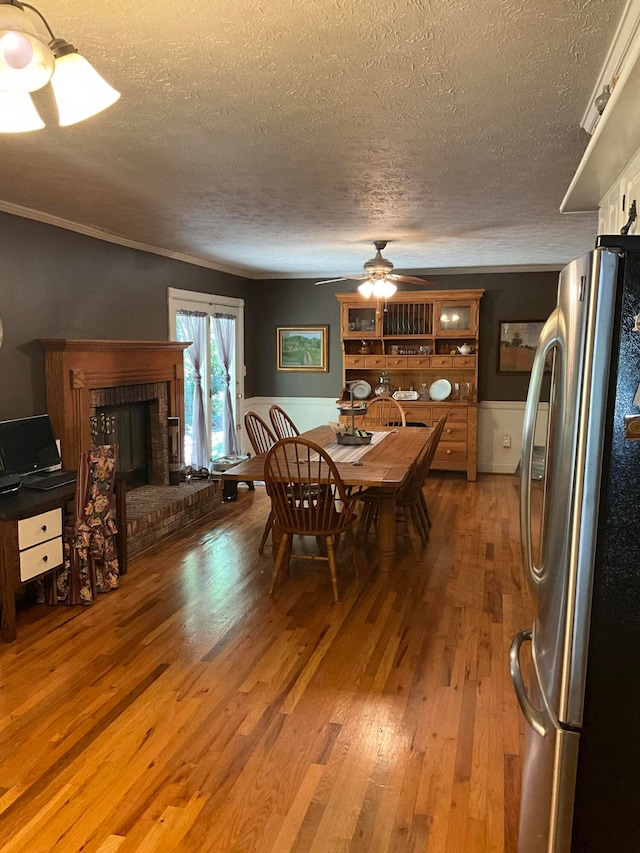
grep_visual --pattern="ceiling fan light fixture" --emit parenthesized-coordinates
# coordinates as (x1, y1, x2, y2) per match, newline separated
(0, 1, 118, 130)
(0, 86, 43, 131)
(50, 41, 120, 126)
(0, 2, 53, 93)
(358, 280, 374, 299)
(373, 278, 397, 299)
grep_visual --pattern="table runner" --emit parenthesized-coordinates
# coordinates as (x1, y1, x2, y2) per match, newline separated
(316, 429, 392, 463)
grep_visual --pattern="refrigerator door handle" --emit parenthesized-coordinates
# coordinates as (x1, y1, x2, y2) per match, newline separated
(520, 309, 559, 584)
(510, 630, 547, 736)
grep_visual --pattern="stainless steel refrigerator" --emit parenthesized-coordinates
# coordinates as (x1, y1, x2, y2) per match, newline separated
(511, 234, 640, 852)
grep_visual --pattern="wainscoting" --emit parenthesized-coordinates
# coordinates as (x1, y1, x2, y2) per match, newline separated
(477, 401, 549, 474)
(242, 397, 548, 475)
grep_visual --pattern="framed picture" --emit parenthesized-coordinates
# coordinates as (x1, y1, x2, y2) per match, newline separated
(276, 325, 329, 372)
(498, 321, 551, 373)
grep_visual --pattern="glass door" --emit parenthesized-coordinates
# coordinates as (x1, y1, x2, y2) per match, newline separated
(209, 309, 241, 460)
(168, 288, 244, 467)
(434, 300, 478, 336)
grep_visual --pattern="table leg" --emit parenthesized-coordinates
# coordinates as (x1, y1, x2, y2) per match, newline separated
(377, 488, 397, 572)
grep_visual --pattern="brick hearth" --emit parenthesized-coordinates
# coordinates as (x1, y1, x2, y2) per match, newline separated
(126, 479, 224, 558)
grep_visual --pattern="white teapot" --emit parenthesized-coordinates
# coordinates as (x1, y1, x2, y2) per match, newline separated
(457, 343, 473, 355)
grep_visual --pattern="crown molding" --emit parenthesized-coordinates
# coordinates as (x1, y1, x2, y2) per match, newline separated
(0, 200, 565, 280)
(261, 264, 563, 280)
(0, 199, 261, 279)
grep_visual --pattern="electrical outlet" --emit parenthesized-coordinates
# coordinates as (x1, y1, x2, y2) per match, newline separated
(503, 434, 511, 448)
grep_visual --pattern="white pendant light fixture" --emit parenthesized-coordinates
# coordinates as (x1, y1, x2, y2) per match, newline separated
(358, 277, 398, 299)
(0, 87, 43, 130)
(49, 38, 120, 126)
(373, 278, 397, 299)
(357, 279, 374, 298)
(0, 0, 119, 131)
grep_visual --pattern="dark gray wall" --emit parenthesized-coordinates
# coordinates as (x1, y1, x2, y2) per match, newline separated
(252, 270, 560, 401)
(1, 211, 560, 418)
(0, 212, 257, 417)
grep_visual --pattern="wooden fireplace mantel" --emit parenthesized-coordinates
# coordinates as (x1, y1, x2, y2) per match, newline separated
(38, 339, 190, 470)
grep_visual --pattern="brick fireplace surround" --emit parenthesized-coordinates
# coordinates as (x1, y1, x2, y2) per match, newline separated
(38, 340, 223, 557)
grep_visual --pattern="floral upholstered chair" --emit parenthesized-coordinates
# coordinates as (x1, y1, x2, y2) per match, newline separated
(58, 444, 120, 605)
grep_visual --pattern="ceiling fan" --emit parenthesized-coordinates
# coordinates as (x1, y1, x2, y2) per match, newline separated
(315, 240, 433, 298)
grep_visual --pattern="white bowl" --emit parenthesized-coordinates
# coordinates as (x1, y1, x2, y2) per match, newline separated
(429, 379, 452, 402)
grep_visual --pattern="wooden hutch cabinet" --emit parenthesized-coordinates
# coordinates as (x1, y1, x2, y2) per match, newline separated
(337, 289, 484, 481)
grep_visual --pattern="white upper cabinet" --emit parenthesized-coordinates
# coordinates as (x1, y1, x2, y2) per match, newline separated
(598, 148, 640, 235)
(562, 0, 640, 218)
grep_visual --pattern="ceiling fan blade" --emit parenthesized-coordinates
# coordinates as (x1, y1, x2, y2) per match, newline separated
(389, 274, 437, 286)
(315, 274, 368, 286)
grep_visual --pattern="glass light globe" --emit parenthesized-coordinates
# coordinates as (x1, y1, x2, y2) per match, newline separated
(373, 279, 397, 299)
(0, 5, 54, 92)
(51, 51, 120, 126)
(0, 31, 33, 69)
(0, 89, 44, 132)
(358, 280, 374, 299)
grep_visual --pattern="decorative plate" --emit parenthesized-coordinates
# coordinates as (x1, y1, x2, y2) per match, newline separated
(429, 379, 452, 402)
(393, 390, 419, 401)
(350, 380, 372, 400)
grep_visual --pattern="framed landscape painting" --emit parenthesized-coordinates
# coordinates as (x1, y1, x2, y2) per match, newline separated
(498, 320, 550, 373)
(276, 325, 329, 372)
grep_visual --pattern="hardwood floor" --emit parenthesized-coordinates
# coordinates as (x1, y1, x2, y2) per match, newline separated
(0, 474, 533, 852)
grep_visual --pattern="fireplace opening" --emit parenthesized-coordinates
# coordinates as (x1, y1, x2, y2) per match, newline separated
(95, 403, 151, 488)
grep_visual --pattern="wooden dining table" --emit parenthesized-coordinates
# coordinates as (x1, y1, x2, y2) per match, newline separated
(220, 424, 433, 571)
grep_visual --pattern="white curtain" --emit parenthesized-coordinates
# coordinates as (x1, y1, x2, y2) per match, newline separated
(212, 313, 239, 456)
(176, 310, 211, 468)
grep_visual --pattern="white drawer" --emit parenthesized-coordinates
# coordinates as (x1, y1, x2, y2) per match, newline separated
(18, 509, 62, 550)
(19, 537, 63, 582)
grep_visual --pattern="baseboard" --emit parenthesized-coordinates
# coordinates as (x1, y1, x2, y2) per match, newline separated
(478, 462, 521, 474)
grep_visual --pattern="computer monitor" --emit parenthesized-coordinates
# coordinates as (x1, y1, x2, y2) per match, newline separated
(0, 415, 61, 475)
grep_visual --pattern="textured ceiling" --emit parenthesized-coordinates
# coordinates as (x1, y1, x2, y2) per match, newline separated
(0, 0, 627, 278)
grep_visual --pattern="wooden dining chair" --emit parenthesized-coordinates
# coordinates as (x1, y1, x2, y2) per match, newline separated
(269, 404, 300, 440)
(361, 395, 407, 428)
(265, 437, 360, 602)
(357, 414, 448, 561)
(244, 411, 277, 455)
(416, 412, 449, 537)
(244, 411, 278, 553)
(60, 444, 120, 605)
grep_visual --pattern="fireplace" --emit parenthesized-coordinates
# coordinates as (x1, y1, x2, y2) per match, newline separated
(94, 403, 150, 486)
(90, 381, 169, 487)
(38, 340, 189, 479)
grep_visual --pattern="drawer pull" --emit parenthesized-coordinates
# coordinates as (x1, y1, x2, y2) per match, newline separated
(446, 449, 452, 454)
(41, 525, 47, 532)
(42, 555, 48, 563)
(446, 428, 452, 434)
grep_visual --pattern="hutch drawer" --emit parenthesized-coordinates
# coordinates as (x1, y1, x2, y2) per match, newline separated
(386, 356, 408, 368)
(431, 355, 453, 368)
(365, 355, 386, 368)
(433, 442, 467, 469)
(442, 421, 468, 442)
(452, 355, 476, 368)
